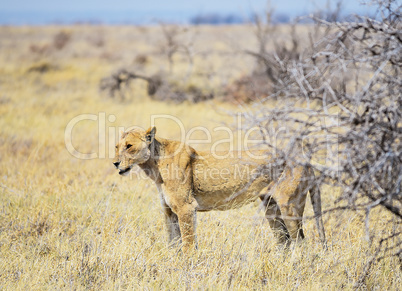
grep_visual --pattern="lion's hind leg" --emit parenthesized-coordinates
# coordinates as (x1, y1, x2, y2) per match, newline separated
(270, 167, 308, 243)
(260, 194, 290, 246)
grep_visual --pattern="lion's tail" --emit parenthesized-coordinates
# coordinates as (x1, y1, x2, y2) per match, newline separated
(309, 169, 327, 248)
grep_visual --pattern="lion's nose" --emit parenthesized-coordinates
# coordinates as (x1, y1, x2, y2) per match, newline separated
(113, 161, 120, 168)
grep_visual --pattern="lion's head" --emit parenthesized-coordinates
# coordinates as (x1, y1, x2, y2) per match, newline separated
(113, 127, 156, 175)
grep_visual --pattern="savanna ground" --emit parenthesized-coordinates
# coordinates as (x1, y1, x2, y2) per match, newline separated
(0, 24, 400, 289)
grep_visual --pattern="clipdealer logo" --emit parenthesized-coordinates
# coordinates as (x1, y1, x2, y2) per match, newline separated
(64, 112, 339, 175)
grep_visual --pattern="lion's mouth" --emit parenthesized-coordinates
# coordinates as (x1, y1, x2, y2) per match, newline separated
(119, 167, 131, 175)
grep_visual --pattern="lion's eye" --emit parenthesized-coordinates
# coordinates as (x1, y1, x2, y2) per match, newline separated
(126, 144, 132, 149)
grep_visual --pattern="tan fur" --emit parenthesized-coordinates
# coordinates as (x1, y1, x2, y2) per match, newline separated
(113, 127, 326, 252)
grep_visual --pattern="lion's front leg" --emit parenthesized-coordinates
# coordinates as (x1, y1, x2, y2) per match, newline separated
(161, 203, 182, 246)
(161, 160, 198, 253)
(176, 205, 197, 252)
(163, 188, 198, 252)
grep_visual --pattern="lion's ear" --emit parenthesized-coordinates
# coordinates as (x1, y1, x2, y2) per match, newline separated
(146, 126, 156, 143)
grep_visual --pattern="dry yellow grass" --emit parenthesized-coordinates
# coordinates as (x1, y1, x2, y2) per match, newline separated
(0, 25, 400, 290)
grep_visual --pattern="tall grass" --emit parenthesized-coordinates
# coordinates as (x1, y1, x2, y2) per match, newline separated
(0, 25, 400, 290)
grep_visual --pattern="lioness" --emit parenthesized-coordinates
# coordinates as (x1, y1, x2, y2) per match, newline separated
(113, 127, 326, 251)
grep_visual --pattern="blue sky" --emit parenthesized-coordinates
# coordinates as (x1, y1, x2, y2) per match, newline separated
(0, 0, 376, 24)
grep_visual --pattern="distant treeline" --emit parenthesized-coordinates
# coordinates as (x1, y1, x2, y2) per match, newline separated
(190, 13, 290, 25)
(189, 12, 367, 25)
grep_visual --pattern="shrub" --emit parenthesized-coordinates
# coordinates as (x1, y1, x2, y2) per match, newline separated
(243, 2, 401, 285)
